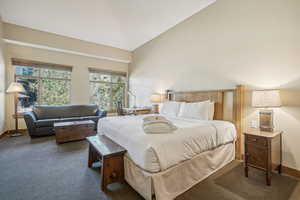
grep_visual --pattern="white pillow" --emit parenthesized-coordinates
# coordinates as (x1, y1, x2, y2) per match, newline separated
(209, 102, 215, 120)
(160, 101, 182, 117)
(178, 101, 210, 120)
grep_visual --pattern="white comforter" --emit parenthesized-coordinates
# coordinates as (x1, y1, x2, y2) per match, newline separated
(97, 115, 236, 173)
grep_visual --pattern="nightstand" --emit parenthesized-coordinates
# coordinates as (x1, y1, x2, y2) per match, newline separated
(244, 129, 282, 186)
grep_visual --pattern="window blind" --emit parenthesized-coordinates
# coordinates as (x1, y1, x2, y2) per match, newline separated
(88, 67, 127, 77)
(12, 58, 73, 72)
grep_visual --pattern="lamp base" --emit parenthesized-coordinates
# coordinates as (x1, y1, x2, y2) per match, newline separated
(259, 109, 274, 132)
(10, 132, 23, 137)
(260, 127, 274, 132)
(152, 104, 159, 114)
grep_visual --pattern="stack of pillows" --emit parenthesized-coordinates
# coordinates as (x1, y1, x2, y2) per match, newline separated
(159, 100, 214, 120)
(143, 100, 214, 134)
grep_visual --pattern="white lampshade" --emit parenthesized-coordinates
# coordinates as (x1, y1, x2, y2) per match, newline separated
(150, 93, 162, 103)
(252, 90, 281, 108)
(6, 82, 25, 93)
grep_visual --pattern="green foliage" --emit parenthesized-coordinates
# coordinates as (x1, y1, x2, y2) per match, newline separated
(90, 82, 111, 110)
(40, 79, 70, 105)
(16, 66, 126, 111)
(89, 72, 126, 111)
(16, 66, 71, 107)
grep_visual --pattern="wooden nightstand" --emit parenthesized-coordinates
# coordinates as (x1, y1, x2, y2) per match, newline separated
(244, 129, 282, 186)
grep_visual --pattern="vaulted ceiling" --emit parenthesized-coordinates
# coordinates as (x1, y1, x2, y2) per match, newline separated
(0, 0, 216, 51)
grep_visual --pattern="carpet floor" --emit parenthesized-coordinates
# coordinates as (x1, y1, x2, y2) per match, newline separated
(0, 135, 299, 200)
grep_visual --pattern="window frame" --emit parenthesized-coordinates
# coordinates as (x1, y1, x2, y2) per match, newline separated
(89, 70, 127, 113)
(13, 59, 72, 109)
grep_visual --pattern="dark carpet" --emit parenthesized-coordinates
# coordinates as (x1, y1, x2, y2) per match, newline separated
(215, 164, 298, 200)
(0, 135, 299, 200)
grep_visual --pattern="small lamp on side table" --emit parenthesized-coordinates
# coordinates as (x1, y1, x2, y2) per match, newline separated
(6, 82, 25, 137)
(128, 90, 137, 108)
(252, 90, 281, 132)
(150, 93, 162, 114)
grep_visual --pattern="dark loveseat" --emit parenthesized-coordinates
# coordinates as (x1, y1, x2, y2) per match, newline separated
(24, 105, 107, 137)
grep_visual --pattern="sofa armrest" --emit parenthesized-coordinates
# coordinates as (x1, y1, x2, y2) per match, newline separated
(96, 109, 107, 118)
(24, 111, 37, 121)
(24, 112, 37, 136)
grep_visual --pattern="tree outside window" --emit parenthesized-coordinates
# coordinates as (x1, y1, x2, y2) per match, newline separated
(14, 64, 71, 111)
(89, 70, 126, 112)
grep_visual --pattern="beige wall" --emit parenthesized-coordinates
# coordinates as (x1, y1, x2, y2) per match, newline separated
(5, 45, 129, 131)
(3, 23, 131, 131)
(3, 23, 132, 63)
(129, 0, 300, 170)
(0, 17, 6, 134)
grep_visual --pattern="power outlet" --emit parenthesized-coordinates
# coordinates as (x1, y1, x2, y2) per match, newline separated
(251, 120, 258, 128)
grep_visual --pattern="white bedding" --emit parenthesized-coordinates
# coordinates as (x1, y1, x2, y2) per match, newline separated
(97, 114, 236, 173)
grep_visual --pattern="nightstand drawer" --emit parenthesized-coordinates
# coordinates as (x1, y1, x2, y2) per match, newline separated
(247, 145, 268, 169)
(246, 135, 268, 148)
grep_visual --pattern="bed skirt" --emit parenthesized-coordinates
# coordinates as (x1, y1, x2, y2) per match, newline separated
(124, 142, 235, 200)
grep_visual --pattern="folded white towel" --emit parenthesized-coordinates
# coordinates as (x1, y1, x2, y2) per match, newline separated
(143, 115, 167, 122)
(143, 116, 177, 134)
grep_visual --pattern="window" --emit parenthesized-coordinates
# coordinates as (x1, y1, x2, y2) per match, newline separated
(13, 59, 72, 111)
(89, 68, 127, 112)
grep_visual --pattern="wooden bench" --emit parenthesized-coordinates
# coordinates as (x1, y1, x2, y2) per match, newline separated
(87, 135, 126, 190)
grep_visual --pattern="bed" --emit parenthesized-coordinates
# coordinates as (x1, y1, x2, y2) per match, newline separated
(97, 85, 245, 200)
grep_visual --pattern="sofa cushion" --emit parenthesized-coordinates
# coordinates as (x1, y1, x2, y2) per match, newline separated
(35, 116, 101, 128)
(35, 119, 62, 128)
(33, 105, 98, 120)
(35, 117, 83, 127)
(77, 116, 101, 121)
(59, 116, 100, 122)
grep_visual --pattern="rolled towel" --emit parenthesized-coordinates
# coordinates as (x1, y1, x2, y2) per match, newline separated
(143, 115, 167, 122)
(143, 117, 177, 134)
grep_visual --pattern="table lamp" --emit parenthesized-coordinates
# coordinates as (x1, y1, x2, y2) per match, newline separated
(150, 93, 162, 114)
(6, 82, 25, 137)
(252, 90, 281, 132)
(128, 90, 137, 108)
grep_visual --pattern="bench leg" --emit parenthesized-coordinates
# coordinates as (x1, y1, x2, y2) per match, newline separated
(88, 145, 97, 168)
(100, 156, 107, 191)
(101, 165, 106, 191)
(101, 156, 124, 190)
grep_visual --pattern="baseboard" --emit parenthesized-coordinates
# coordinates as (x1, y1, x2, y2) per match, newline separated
(17, 129, 28, 134)
(0, 129, 28, 139)
(11, 129, 28, 135)
(0, 130, 9, 139)
(282, 166, 300, 179)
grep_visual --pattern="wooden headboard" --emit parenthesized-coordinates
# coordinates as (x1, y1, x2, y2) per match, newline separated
(170, 85, 245, 160)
